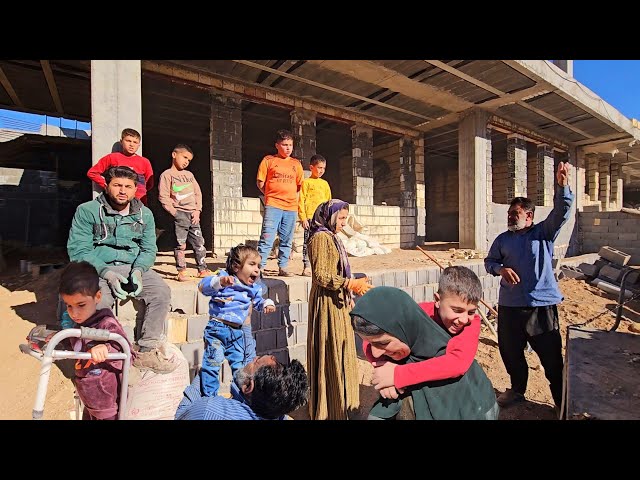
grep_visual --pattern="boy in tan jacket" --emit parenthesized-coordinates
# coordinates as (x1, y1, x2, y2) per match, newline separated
(158, 144, 212, 282)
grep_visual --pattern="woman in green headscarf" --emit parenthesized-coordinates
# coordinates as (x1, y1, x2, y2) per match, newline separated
(350, 286, 499, 420)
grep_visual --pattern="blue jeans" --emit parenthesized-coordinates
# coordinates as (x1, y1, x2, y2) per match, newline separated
(257, 206, 297, 269)
(242, 324, 256, 365)
(201, 322, 248, 397)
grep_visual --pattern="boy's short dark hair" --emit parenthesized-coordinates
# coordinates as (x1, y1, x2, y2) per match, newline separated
(173, 143, 193, 155)
(121, 128, 141, 140)
(275, 129, 293, 143)
(60, 261, 100, 297)
(509, 196, 535, 215)
(437, 266, 482, 305)
(310, 154, 326, 166)
(104, 166, 138, 185)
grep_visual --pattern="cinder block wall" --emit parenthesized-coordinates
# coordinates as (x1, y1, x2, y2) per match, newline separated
(492, 157, 509, 204)
(425, 154, 458, 241)
(372, 141, 401, 206)
(580, 210, 640, 264)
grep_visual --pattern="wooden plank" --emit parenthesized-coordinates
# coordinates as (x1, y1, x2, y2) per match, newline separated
(0, 65, 24, 108)
(40, 60, 64, 115)
(566, 326, 640, 420)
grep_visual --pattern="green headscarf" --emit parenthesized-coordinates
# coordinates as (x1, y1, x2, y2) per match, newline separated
(350, 286, 498, 420)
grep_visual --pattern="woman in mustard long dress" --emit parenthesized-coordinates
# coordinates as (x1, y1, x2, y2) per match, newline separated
(306, 199, 369, 420)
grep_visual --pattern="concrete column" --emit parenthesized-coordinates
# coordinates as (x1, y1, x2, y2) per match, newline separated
(587, 154, 599, 203)
(210, 91, 243, 257)
(415, 137, 426, 244)
(351, 125, 374, 206)
(599, 157, 611, 211)
(290, 108, 316, 172)
(458, 109, 490, 251)
(610, 159, 623, 210)
(399, 137, 416, 248)
(90, 60, 142, 196)
(506, 134, 528, 200)
(536, 144, 555, 206)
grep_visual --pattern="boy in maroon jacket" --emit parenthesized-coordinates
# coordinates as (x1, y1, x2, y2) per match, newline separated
(59, 261, 134, 420)
(363, 266, 483, 400)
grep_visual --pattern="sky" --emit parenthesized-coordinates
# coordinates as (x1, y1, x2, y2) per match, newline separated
(573, 60, 640, 121)
(0, 60, 638, 131)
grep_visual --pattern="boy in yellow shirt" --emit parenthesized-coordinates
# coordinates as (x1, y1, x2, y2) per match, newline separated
(298, 154, 332, 276)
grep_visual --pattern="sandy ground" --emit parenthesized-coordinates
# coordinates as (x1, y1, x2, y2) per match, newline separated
(1, 246, 638, 420)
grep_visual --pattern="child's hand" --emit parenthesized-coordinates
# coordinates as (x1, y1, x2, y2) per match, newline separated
(90, 344, 109, 363)
(220, 276, 235, 287)
(371, 361, 397, 390)
(191, 211, 201, 225)
(302, 219, 310, 230)
(263, 304, 276, 314)
(379, 386, 404, 400)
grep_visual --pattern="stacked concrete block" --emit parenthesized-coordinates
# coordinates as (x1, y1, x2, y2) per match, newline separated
(587, 155, 599, 203)
(598, 157, 611, 211)
(536, 144, 555, 207)
(598, 245, 631, 266)
(352, 125, 374, 206)
(290, 108, 316, 171)
(506, 135, 528, 200)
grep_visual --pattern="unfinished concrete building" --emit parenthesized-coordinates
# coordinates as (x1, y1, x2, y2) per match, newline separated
(4, 59, 640, 407)
(2, 60, 639, 261)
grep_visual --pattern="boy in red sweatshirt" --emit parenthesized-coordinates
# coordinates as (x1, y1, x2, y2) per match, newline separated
(363, 266, 483, 400)
(87, 128, 154, 205)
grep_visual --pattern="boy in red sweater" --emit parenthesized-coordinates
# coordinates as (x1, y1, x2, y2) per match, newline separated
(87, 128, 154, 205)
(363, 266, 483, 400)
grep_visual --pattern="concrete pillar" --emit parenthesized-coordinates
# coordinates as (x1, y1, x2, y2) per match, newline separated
(399, 137, 416, 248)
(599, 157, 611, 211)
(351, 125, 374, 206)
(506, 134, 528, 199)
(210, 91, 243, 257)
(610, 159, 623, 210)
(535, 144, 555, 206)
(415, 137, 426, 245)
(290, 109, 316, 172)
(458, 109, 491, 251)
(587, 154, 599, 203)
(90, 60, 142, 195)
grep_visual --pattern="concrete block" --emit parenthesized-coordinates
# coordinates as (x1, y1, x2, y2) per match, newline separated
(187, 314, 209, 342)
(394, 270, 408, 288)
(370, 273, 385, 287)
(599, 265, 623, 284)
(256, 329, 277, 352)
(383, 272, 395, 286)
(115, 298, 143, 324)
(417, 269, 428, 285)
(167, 313, 188, 344)
(179, 340, 204, 369)
(287, 280, 308, 302)
(294, 321, 307, 345)
(273, 349, 290, 365)
(196, 291, 210, 314)
(281, 302, 301, 324)
(590, 278, 634, 299)
(427, 268, 439, 285)
(288, 344, 307, 364)
(559, 265, 587, 281)
(264, 280, 288, 304)
(406, 270, 418, 287)
(251, 308, 262, 330)
(262, 306, 283, 329)
(276, 327, 289, 349)
(598, 246, 631, 266)
(170, 287, 196, 315)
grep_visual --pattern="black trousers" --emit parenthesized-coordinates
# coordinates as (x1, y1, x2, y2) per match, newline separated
(497, 305, 564, 407)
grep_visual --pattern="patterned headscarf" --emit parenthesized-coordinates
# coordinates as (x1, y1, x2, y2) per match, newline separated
(308, 199, 351, 278)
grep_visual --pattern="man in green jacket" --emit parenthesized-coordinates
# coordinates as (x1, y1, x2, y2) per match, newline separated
(67, 166, 176, 374)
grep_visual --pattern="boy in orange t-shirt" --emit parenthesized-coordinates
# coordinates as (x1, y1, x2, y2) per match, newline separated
(256, 129, 304, 277)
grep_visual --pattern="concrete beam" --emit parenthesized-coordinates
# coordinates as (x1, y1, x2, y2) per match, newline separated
(0, 65, 24, 108)
(503, 60, 638, 139)
(143, 61, 422, 140)
(40, 60, 64, 115)
(307, 60, 473, 112)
